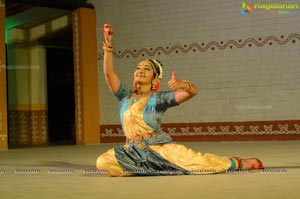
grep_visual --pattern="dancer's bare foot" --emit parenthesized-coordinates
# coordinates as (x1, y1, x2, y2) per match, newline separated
(241, 158, 264, 170)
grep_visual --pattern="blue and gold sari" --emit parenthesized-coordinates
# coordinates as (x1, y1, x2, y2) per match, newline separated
(97, 83, 236, 176)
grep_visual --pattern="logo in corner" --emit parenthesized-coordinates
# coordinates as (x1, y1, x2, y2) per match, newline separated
(241, 2, 254, 16)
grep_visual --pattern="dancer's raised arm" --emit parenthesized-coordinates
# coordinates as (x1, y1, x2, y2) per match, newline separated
(102, 24, 120, 93)
(168, 70, 198, 104)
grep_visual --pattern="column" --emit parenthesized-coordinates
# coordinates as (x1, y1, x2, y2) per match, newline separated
(0, 1, 8, 149)
(72, 8, 100, 144)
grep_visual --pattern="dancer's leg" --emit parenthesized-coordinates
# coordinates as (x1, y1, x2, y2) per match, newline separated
(96, 148, 132, 177)
(150, 143, 232, 174)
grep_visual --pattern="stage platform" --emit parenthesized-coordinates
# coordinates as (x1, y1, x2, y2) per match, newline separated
(1, 141, 299, 199)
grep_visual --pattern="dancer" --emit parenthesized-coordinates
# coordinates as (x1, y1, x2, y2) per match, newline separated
(96, 24, 264, 176)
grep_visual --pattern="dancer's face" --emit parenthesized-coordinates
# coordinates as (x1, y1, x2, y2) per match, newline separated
(134, 61, 155, 85)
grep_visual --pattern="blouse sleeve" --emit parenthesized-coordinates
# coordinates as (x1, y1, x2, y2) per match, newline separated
(156, 90, 179, 112)
(114, 82, 131, 102)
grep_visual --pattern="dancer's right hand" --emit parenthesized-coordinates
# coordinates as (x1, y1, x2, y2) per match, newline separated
(101, 24, 114, 43)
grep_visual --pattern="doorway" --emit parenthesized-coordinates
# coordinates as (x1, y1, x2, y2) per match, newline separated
(45, 29, 75, 145)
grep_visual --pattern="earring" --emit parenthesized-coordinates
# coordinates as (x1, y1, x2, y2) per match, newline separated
(133, 82, 140, 90)
(151, 80, 160, 92)
(133, 82, 137, 90)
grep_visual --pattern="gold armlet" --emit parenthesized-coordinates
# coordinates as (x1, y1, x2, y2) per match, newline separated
(182, 80, 192, 91)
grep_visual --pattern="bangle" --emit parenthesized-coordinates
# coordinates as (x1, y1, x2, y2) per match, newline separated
(103, 41, 113, 52)
(182, 80, 192, 91)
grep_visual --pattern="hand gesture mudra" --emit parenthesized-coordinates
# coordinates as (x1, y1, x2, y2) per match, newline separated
(168, 70, 187, 90)
(101, 24, 114, 43)
(102, 24, 115, 52)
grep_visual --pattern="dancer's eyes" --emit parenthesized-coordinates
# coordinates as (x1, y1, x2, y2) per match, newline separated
(135, 66, 151, 71)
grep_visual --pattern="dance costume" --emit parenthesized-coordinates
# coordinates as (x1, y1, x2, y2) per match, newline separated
(97, 83, 238, 176)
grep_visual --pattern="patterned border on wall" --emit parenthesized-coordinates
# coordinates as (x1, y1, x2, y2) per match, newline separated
(98, 34, 300, 60)
(100, 120, 300, 142)
(73, 12, 82, 142)
(8, 110, 48, 147)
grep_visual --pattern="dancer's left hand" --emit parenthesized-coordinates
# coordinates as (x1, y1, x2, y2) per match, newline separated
(168, 70, 187, 90)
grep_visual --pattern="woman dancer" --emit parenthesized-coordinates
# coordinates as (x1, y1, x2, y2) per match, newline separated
(96, 24, 264, 176)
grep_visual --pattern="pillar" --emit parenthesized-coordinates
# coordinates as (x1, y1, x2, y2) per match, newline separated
(0, 1, 8, 149)
(72, 8, 100, 144)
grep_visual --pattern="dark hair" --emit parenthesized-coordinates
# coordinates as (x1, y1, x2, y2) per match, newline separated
(147, 59, 163, 79)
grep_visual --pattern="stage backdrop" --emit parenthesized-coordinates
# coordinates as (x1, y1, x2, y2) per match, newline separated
(89, 0, 300, 142)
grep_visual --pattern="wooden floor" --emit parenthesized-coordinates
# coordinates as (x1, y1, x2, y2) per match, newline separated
(1, 141, 299, 199)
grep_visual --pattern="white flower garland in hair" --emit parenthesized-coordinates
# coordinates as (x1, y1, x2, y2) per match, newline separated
(152, 59, 163, 79)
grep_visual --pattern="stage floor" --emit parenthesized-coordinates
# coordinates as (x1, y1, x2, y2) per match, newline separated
(1, 141, 299, 199)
